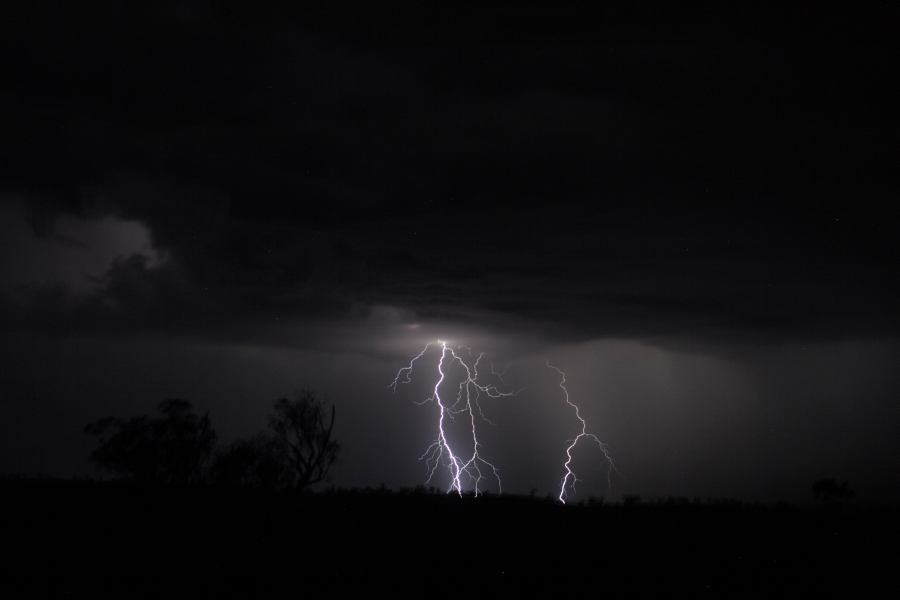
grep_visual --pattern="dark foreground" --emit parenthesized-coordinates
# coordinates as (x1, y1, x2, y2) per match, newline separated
(2, 480, 897, 598)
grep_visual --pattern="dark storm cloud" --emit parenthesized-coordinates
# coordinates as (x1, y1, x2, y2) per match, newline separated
(1, 3, 899, 504)
(1, 2, 898, 344)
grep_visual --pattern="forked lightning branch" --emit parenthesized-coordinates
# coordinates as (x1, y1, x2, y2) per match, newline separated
(389, 340, 618, 503)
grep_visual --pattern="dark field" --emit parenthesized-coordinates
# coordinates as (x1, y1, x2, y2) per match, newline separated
(2, 480, 897, 597)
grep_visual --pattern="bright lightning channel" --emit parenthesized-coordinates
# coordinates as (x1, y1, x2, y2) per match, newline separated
(388, 340, 516, 496)
(547, 361, 618, 504)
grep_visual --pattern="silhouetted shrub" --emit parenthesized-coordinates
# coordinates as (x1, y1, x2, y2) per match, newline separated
(812, 478, 855, 504)
(209, 433, 290, 489)
(84, 399, 216, 485)
(84, 391, 340, 490)
(268, 390, 340, 491)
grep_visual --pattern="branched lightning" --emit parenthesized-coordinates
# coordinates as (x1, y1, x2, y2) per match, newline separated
(490, 360, 510, 384)
(547, 361, 618, 504)
(388, 340, 516, 495)
(389, 340, 618, 503)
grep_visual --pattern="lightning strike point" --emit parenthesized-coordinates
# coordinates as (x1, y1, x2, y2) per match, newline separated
(547, 361, 618, 504)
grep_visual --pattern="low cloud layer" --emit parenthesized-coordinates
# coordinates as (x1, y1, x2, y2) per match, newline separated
(1, 4, 897, 347)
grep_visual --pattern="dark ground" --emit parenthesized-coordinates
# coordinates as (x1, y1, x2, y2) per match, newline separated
(2, 479, 897, 597)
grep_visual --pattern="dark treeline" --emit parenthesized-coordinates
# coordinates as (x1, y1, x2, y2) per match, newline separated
(82, 390, 339, 490)
(0, 395, 891, 595)
(79, 392, 859, 508)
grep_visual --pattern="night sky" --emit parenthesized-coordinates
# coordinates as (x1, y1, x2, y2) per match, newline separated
(1, 2, 898, 503)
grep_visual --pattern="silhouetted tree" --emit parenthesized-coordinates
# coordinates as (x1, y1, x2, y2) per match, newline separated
(268, 390, 339, 490)
(209, 433, 290, 489)
(84, 399, 216, 485)
(812, 478, 855, 504)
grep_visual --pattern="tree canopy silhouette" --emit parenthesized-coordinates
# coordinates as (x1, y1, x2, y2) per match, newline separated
(208, 391, 339, 490)
(84, 392, 339, 490)
(84, 399, 216, 485)
(812, 478, 855, 504)
(269, 390, 340, 491)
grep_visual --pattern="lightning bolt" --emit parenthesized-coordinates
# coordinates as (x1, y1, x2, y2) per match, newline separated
(389, 340, 516, 495)
(547, 361, 618, 504)
(389, 341, 617, 503)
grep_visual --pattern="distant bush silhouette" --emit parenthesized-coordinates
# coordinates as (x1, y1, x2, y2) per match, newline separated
(84, 399, 216, 485)
(209, 433, 290, 489)
(812, 478, 855, 504)
(623, 494, 643, 507)
(268, 390, 340, 491)
(85, 391, 339, 490)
